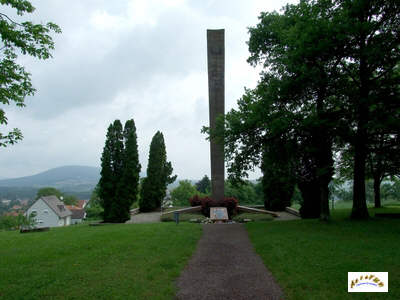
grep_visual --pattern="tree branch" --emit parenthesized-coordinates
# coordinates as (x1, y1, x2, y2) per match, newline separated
(0, 12, 22, 26)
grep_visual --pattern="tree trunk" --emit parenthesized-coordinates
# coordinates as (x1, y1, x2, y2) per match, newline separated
(373, 175, 382, 208)
(320, 184, 330, 221)
(351, 120, 369, 219)
(315, 85, 333, 221)
(351, 25, 370, 220)
(317, 137, 333, 221)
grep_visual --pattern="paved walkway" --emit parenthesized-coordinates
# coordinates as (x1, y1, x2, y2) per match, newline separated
(176, 224, 284, 300)
(125, 212, 161, 224)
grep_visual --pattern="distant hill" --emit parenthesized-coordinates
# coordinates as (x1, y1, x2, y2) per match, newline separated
(0, 166, 100, 189)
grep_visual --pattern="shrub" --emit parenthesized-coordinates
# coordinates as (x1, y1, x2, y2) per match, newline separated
(0, 214, 36, 231)
(189, 195, 238, 219)
(189, 194, 202, 207)
(85, 205, 104, 220)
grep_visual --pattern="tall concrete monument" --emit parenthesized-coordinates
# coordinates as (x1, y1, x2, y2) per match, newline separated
(207, 29, 225, 203)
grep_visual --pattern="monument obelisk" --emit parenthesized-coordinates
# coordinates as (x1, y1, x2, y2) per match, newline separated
(207, 29, 225, 203)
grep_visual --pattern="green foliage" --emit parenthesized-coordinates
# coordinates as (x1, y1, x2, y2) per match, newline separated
(36, 187, 62, 199)
(140, 131, 176, 212)
(85, 205, 103, 220)
(0, 213, 35, 231)
(116, 119, 141, 220)
(224, 180, 263, 206)
(86, 186, 103, 219)
(36, 187, 78, 205)
(381, 178, 400, 202)
(261, 138, 295, 211)
(0, 0, 61, 147)
(330, 178, 400, 205)
(195, 175, 211, 194)
(99, 119, 141, 222)
(62, 195, 78, 206)
(207, 0, 400, 221)
(170, 180, 198, 206)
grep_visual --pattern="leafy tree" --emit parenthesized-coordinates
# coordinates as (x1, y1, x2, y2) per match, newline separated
(195, 175, 211, 194)
(36, 187, 62, 200)
(171, 180, 198, 206)
(86, 185, 103, 220)
(210, 1, 338, 219)
(206, 0, 399, 220)
(62, 195, 78, 206)
(366, 134, 399, 207)
(0, 0, 61, 147)
(225, 180, 262, 206)
(36, 187, 77, 205)
(381, 177, 400, 202)
(0, 213, 35, 230)
(333, 0, 400, 219)
(261, 136, 296, 211)
(140, 131, 176, 212)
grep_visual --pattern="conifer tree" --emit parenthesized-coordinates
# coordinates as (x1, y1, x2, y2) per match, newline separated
(116, 119, 141, 221)
(99, 120, 124, 222)
(140, 131, 176, 212)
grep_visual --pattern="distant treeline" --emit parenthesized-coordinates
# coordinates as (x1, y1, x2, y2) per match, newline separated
(0, 186, 94, 201)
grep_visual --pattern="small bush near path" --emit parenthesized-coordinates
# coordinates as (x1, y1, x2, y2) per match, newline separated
(0, 223, 201, 300)
(246, 207, 400, 299)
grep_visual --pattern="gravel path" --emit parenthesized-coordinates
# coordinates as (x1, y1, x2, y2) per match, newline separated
(176, 224, 284, 300)
(125, 212, 161, 223)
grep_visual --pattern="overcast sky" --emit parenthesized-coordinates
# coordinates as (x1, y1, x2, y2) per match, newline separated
(1, 0, 296, 180)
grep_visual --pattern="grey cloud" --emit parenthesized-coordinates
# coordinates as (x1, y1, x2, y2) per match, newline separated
(1, 0, 294, 179)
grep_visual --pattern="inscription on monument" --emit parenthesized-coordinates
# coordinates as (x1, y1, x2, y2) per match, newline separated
(210, 207, 228, 221)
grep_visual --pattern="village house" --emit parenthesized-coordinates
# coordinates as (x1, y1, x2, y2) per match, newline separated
(66, 204, 86, 224)
(25, 196, 72, 228)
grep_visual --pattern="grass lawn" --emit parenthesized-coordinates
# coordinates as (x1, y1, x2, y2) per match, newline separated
(0, 223, 202, 300)
(246, 207, 400, 299)
(233, 212, 274, 223)
(161, 212, 205, 222)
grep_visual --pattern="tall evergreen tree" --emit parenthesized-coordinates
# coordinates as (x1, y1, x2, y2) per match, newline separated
(98, 120, 124, 222)
(99, 123, 115, 221)
(196, 175, 211, 194)
(116, 119, 141, 221)
(139, 131, 176, 212)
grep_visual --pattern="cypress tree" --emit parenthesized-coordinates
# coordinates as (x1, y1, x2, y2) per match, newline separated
(99, 120, 124, 222)
(99, 123, 115, 221)
(116, 119, 141, 222)
(140, 131, 176, 212)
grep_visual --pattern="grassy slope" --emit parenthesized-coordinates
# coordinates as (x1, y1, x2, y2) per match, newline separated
(246, 207, 400, 300)
(0, 223, 202, 300)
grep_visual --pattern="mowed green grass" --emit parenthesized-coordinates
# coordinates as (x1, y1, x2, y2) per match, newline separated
(246, 207, 400, 300)
(0, 223, 202, 300)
